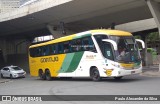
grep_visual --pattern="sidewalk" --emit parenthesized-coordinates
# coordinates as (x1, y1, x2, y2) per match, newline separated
(141, 65, 160, 77)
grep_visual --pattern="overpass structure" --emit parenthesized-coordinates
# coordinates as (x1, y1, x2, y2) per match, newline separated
(0, 0, 159, 37)
(0, 0, 160, 69)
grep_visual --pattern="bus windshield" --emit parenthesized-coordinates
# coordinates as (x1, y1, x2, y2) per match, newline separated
(98, 36, 141, 63)
(109, 36, 141, 63)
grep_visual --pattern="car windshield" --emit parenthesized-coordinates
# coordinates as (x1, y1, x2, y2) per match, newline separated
(109, 36, 141, 63)
(11, 67, 22, 71)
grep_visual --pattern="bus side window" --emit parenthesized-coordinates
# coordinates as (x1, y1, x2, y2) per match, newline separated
(36, 47, 42, 57)
(69, 41, 72, 53)
(42, 46, 49, 56)
(94, 35, 108, 52)
(58, 43, 64, 54)
(103, 43, 114, 60)
(88, 37, 97, 52)
(50, 45, 56, 55)
(55, 44, 58, 54)
(71, 39, 82, 52)
(29, 48, 35, 57)
(63, 42, 70, 53)
(82, 38, 89, 51)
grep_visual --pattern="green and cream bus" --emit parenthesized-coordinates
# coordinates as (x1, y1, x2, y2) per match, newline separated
(29, 29, 145, 81)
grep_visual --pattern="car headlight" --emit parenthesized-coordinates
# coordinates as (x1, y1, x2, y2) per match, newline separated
(24, 71, 26, 75)
(13, 73, 18, 75)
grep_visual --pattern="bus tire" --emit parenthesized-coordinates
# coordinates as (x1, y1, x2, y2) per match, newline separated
(39, 70, 46, 80)
(90, 67, 101, 81)
(114, 76, 123, 80)
(45, 69, 52, 81)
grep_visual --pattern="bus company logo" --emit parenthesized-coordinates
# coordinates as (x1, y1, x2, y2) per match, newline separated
(86, 55, 96, 59)
(40, 57, 58, 63)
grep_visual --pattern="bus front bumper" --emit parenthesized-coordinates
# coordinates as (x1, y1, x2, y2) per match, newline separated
(103, 67, 142, 77)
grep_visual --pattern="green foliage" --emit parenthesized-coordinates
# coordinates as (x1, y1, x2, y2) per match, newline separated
(147, 32, 160, 42)
(134, 35, 141, 39)
(147, 48, 158, 59)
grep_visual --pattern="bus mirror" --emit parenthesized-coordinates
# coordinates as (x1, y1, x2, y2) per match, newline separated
(102, 39, 118, 50)
(136, 39, 145, 49)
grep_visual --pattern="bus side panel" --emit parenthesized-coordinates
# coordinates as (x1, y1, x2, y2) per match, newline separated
(74, 51, 104, 77)
(29, 56, 39, 77)
(51, 54, 66, 77)
(29, 54, 66, 77)
(58, 52, 84, 77)
(58, 53, 75, 77)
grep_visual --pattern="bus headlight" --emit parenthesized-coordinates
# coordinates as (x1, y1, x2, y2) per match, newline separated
(112, 63, 120, 68)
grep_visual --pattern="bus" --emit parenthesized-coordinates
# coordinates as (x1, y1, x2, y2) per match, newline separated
(29, 29, 145, 81)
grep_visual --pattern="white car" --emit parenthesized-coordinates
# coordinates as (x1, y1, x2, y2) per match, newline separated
(0, 65, 26, 79)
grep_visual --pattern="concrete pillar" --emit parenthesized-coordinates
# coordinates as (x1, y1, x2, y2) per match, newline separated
(146, 0, 160, 37)
(141, 34, 148, 66)
(0, 39, 7, 63)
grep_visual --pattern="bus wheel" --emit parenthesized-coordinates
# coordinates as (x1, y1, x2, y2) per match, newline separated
(114, 76, 123, 80)
(39, 70, 46, 80)
(45, 70, 52, 81)
(91, 68, 101, 81)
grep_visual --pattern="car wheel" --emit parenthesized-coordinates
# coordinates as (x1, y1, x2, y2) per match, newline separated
(114, 76, 123, 80)
(45, 70, 52, 81)
(1, 73, 4, 78)
(39, 70, 46, 80)
(10, 74, 13, 79)
(91, 68, 101, 81)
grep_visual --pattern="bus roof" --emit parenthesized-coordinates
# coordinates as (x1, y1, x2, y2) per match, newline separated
(29, 29, 132, 48)
(91, 29, 132, 36)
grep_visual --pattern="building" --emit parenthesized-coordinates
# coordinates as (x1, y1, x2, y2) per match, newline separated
(0, 0, 20, 14)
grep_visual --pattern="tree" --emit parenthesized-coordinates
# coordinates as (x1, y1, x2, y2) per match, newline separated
(147, 32, 160, 42)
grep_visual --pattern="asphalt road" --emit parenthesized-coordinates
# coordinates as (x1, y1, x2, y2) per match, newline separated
(0, 74, 160, 104)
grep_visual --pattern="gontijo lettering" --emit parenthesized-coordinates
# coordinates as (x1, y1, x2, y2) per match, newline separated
(40, 57, 58, 63)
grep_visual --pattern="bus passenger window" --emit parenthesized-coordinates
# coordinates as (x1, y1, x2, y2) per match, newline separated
(82, 38, 90, 51)
(50, 45, 56, 54)
(82, 37, 96, 52)
(42, 46, 49, 56)
(29, 48, 36, 57)
(94, 35, 108, 52)
(36, 47, 42, 57)
(58, 43, 64, 54)
(64, 42, 70, 53)
(88, 37, 96, 52)
(71, 39, 82, 52)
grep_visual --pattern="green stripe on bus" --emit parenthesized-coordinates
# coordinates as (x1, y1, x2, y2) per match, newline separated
(65, 52, 84, 72)
(58, 53, 75, 73)
(73, 34, 91, 39)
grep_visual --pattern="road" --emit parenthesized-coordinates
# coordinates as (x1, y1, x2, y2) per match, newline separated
(0, 74, 160, 104)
